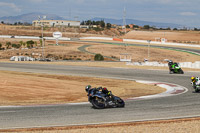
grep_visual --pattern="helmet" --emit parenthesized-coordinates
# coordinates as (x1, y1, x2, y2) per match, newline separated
(102, 87, 109, 94)
(85, 85, 91, 92)
(103, 87, 107, 90)
(191, 76, 195, 81)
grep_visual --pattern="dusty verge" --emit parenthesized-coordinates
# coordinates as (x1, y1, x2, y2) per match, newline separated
(0, 70, 165, 106)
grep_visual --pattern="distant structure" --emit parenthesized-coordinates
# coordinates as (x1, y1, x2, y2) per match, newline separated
(32, 20, 80, 27)
(120, 53, 132, 62)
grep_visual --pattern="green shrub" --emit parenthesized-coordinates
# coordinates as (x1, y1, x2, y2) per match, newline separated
(94, 54, 104, 61)
(77, 58, 82, 60)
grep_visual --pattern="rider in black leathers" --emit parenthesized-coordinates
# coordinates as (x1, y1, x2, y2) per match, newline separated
(85, 85, 113, 101)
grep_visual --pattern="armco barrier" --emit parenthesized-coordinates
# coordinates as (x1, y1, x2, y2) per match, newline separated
(0, 35, 11, 38)
(14, 36, 40, 39)
(127, 61, 200, 69)
(123, 39, 200, 48)
(80, 37, 113, 41)
(1, 35, 200, 48)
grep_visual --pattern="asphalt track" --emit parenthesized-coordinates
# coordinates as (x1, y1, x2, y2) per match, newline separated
(0, 62, 199, 129)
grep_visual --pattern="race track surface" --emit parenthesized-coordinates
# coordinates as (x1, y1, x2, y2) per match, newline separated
(0, 62, 199, 129)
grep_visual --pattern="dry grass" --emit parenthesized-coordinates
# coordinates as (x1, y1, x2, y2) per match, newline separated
(0, 70, 165, 106)
(0, 25, 118, 38)
(2, 117, 200, 133)
(1, 38, 200, 63)
(87, 43, 200, 62)
(125, 30, 200, 44)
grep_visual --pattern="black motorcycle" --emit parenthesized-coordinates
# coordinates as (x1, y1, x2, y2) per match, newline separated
(86, 88, 125, 109)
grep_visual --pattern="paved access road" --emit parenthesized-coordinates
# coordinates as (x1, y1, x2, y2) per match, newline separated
(0, 62, 199, 129)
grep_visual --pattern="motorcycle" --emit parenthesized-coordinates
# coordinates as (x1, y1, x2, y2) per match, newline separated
(191, 80, 200, 92)
(168, 61, 184, 74)
(194, 85, 200, 92)
(86, 87, 125, 109)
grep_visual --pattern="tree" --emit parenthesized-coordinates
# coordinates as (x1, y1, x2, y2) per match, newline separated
(80, 21, 85, 25)
(143, 25, 150, 29)
(39, 39, 42, 47)
(6, 42, 12, 49)
(194, 28, 199, 31)
(12, 44, 17, 48)
(100, 20, 105, 28)
(19, 41, 24, 48)
(106, 23, 112, 29)
(26, 40, 34, 48)
(133, 25, 139, 29)
(86, 20, 92, 25)
(126, 25, 130, 28)
(94, 54, 104, 61)
(92, 21, 96, 25)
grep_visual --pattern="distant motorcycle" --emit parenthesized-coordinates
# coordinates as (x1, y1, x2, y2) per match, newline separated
(193, 84, 200, 92)
(191, 77, 200, 92)
(168, 61, 184, 74)
(86, 87, 125, 109)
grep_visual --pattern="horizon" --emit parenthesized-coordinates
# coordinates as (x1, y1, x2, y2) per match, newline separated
(0, 12, 184, 28)
(0, 0, 200, 27)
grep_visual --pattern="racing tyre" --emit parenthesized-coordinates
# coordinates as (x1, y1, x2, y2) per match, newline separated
(114, 96, 125, 108)
(195, 89, 200, 93)
(180, 69, 184, 74)
(91, 97, 105, 109)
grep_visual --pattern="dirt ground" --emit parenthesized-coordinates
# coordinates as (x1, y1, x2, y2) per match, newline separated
(2, 117, 200, 133)
(0, 70, 165, 106)
(125, 30, 200, 44)
(0, 25, 119, 38)
(87, 43, 200, 62)
(1, 38, 200, 63)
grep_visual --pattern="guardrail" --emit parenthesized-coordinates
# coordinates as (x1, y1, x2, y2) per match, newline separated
(127, 61, 200, 69)
(1, 35, 200, 48)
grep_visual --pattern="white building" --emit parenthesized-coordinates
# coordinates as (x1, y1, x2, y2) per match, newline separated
(32, 20, 80, 27)
(10, 56, 35, 61)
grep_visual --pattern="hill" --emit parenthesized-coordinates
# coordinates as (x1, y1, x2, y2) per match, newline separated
(0, 12, 64, 24)
(92, 17, 183, 28)
(0, 12, 183, 28)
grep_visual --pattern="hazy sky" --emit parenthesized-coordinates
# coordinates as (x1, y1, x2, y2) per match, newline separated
(0, 0, 200, 27)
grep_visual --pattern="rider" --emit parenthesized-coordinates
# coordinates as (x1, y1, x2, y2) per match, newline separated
(168, 60, 179, 73)
(85, 85, 98, 95)
(168, 60, 174, 72)
(191, 76, 200, 88)
(85, 85, 92, 93)
(85, 85, 113, 100)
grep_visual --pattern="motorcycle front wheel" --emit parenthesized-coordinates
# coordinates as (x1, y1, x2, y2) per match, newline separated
(91, 97, 105, 109)
(114, 96, 125, 108)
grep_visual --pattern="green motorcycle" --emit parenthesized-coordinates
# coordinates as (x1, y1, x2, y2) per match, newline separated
(168, 61, 184, 74)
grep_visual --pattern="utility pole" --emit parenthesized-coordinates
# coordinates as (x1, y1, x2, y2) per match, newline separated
(123, 6, 127, 34)
(38, 15, 46, 60)
(147, 40, 151, 60)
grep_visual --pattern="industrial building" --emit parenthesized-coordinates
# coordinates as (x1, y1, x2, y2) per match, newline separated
(32, 20, 80, 27)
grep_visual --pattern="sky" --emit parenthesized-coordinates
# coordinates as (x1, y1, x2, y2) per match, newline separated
(0, 0, 200, 27)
